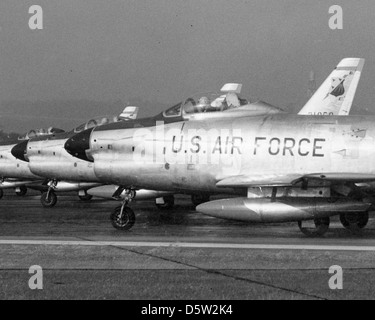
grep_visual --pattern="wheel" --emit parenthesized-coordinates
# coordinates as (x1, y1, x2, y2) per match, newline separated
(110, 205, 135, 230)
(358, 212, 369, 228)
(0, 189, 3, 200)
(41, 191, 57, 208)
(340, 212, 369, 231)
(191, 194, 210, 207)
(78, 194, 93, 201)
(298, 217, 330, 237)
(155, 195, 175, 210)
(16, 186, 27, 197)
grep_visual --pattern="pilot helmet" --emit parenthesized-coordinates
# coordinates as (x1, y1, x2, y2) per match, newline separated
(198, 96, 210, 106)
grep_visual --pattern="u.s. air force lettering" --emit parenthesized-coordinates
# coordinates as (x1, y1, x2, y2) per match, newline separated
(253, 137, 325, 157)
(171, 135, 326, 157)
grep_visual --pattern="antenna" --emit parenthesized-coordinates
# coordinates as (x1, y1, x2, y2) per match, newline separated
(307, 70, 316, 98)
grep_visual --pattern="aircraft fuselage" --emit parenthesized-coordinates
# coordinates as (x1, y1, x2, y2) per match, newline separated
(26, 133, 100, 182)
(0, 142, 40, 180)
(86, 114, 375, 193)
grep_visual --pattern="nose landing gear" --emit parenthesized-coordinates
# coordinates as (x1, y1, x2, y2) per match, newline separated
(110, 187, 136, 230)
(41, 180, 58, 208)
(41, 190, 57, 208)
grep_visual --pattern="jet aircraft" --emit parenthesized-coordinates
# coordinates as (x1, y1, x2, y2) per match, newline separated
(64, 58, 368, 235)
(4, 107, 139, 205)
(0, 128, 64, 199)
(84, 57, 365, 204)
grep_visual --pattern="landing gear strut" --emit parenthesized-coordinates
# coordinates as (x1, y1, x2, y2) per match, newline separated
(110, 188, 136, 230)
(41, 180, 58, 208)
(298, 217, 330, 237)
(0, 189, 3, 200)
(340, 212, 369, 232)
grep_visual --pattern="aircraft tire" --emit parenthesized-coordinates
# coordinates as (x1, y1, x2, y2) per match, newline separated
(41, 191, 58, 208)
(340, 212, 369, 231)
(298, 217, 330, 237)
(16, 186, 27, 197)
(156, 195, 175, 210)
(110, 206, 135, 230)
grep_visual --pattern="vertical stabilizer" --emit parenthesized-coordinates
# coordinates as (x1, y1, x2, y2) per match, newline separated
(299, 58, 364, 115)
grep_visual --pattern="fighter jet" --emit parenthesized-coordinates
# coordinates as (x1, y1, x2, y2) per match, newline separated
(64, 58, 368, 235)
(84, 58, 365, 204)
(11, 84, 283, 208)
(82, 83, 283, 207)
(4, 57, 363, 204)
(7, 107, 139, 206)
(0, 128, 65, 199)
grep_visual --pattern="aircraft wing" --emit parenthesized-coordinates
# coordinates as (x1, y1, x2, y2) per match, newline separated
(216, 172, 375, 188)
(298, 58, 365, 116)
(216, 174, 303, 187)
(302, 173, 375, 182)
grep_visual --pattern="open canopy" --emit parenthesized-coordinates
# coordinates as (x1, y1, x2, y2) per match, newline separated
(162, 83, 282, 119)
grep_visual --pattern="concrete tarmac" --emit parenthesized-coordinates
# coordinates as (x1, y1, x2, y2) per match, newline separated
(0, 190, 375, 300)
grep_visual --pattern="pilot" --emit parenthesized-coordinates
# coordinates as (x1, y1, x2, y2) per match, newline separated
(98, 117, 109, 126)
(38, 128, 47, 135)
(196, 96, 210, 113)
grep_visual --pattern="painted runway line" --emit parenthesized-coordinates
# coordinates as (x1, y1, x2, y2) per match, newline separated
(0, 239, 374, 251)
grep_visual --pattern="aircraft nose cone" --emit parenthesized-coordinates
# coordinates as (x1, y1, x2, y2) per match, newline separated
(11, 140, 29, 162)
(64, 128, 94, 162)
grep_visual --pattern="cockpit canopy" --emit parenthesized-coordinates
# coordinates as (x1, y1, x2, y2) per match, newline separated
(73, 106, 139, 133)
(73, 116, 119, 133)
(163, 83, 282, 119)
(19, 127, 65, 140)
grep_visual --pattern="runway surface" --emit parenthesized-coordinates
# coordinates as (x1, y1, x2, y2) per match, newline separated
(0, 190, 375, 300)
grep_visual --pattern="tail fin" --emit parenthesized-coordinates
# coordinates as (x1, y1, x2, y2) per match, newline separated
(118, 106, 139, 120)
(298, 58, 365, 115)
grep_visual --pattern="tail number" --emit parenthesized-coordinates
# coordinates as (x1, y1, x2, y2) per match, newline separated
(308, 112, 334, 115)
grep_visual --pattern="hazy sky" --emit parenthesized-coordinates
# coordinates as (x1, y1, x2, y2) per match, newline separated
(1, 0, 375, 131)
